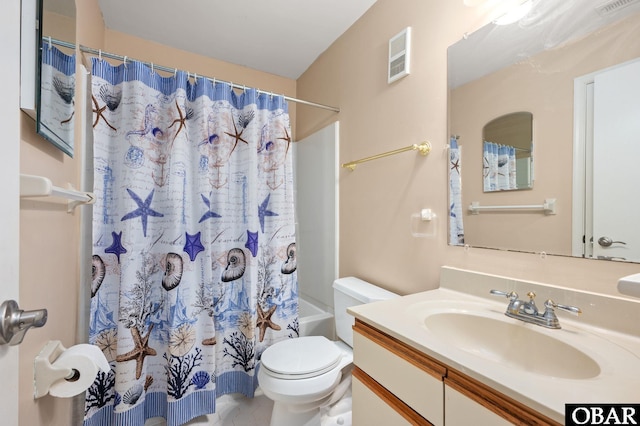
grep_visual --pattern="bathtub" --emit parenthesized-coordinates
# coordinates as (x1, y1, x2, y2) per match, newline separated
(298, 297, 334, 339)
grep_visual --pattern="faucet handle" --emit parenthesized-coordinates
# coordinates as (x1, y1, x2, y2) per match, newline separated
(490, 289, 518, 300)
(544, 299, 582, 316)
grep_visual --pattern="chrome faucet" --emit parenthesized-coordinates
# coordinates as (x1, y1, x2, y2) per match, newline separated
(490, 289, 581, 329)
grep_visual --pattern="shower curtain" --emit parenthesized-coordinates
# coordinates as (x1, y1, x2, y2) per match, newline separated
(449, 137, 464, 245)
(39, 41, 76, 149)
(85, 58, 298, 426)
(483, 141, 518, 191)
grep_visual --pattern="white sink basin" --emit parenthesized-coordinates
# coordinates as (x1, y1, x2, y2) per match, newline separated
(405, 299, 639, 381)
(424, 311, 600, 379)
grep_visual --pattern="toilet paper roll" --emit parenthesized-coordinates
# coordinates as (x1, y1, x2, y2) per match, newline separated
(48, 344, 110, 398)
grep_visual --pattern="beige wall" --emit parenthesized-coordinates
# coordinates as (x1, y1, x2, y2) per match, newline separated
(101, 31, 297, 136)
(297, 0, 640, 297)
(451, 14, 640, 256)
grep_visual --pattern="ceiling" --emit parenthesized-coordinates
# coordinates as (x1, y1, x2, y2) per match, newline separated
(449, 0, 640, 88)
(87, 0, 377, 80)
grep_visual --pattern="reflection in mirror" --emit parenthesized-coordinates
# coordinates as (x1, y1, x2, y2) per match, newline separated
(482, 112, 532, 192)
(37, 40, 75, 156)
(576, 58, 640, 263)
(37, 0, 76, 156)
(448, 0, 640, 262)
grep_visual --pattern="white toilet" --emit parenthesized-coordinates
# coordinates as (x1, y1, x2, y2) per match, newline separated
(258, 277, 398, 426)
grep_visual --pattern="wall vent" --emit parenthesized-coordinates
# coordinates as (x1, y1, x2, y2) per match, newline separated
(596, 0, 640, 16)
(388, 27, 411, 84)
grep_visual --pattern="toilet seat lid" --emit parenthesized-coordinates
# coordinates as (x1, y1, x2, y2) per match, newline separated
(261, 336, 342, 378)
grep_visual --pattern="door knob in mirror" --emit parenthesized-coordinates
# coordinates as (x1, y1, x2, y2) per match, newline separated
(597, 237, 626, 247)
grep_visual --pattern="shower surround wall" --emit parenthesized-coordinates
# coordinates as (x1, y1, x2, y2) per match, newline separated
(294, 122, 339, 313)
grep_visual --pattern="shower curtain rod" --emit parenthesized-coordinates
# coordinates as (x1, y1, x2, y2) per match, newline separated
(53, 41, 339, 113)
(42, 37, 340, 112)
(43, 37, 75, 50)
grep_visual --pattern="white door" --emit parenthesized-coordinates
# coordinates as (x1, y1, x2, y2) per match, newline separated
(592, 58, 640, 261)
(0, 0, 22, 424)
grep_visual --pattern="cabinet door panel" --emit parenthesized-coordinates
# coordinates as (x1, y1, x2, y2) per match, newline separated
(353, 330, 444, 425)
(445, 384, 512, 426)
(352, 375, 415, 426)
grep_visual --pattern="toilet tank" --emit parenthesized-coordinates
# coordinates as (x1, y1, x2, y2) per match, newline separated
(333, 277, 399, 347)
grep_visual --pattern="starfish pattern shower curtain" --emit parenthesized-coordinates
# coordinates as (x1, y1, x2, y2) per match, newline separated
(85, 58, 298, 426)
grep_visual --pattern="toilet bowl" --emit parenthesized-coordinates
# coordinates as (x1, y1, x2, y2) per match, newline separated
(258, 277, 398, 426)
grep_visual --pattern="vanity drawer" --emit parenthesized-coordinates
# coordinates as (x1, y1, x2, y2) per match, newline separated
(353, 320, 446, 426)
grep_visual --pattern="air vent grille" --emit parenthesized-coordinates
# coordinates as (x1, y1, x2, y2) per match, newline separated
(388, 27, 411, 84)
(596, 0, 640, 16)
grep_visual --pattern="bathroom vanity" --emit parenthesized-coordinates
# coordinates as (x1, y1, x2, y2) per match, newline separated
(348, 267, 640, 425)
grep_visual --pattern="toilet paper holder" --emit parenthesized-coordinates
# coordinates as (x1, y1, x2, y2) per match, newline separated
(34, 340, 79, 399)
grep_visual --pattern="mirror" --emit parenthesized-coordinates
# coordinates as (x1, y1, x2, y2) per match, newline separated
(448, 0, 640, 261)
(37, 0, 76, 156)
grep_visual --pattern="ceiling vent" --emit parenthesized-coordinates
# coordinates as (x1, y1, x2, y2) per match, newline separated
(596, 0, 640, 16)
(388, 27, 411, 84)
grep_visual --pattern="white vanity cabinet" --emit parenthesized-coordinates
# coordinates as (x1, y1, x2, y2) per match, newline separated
(352, 319, 561, 426)
(353, 320, 443, 425)
(444, 385, 511, 426)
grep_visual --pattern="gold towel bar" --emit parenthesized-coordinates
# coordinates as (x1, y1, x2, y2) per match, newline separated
(342, 141, 431, 171)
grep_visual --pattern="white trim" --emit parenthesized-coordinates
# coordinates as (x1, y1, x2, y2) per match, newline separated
(572, 74, 592, 258)
(333, 121, 340, 283)
(1, 0, 22, 423)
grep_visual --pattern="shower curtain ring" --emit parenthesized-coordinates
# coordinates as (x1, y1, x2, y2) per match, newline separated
(123, 56, 128, 67)
(98, 49, 102, 61)
(151, 63, 155, 74)
(48, 36, 52, 50)
(174, 68, 177, 78)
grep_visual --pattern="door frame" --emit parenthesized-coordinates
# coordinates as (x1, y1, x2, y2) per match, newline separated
(0, 0, 23, 423)
(572, 72, 594, 258)
(572, 58, 640, 259)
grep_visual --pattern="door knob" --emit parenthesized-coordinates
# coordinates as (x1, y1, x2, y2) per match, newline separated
(0, 300, 48, 346)
(597, 236, 627, 247)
